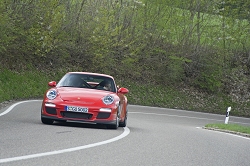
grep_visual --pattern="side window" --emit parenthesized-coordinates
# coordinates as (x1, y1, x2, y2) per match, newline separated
(108, 79, 116, 92)
(95, 78, 116, 92)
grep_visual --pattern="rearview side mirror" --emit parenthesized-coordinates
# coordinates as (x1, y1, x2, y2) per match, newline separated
(48, 81, 57, 87)
(118, 87, 129, 94)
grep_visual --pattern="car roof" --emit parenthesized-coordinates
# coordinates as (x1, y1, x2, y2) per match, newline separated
(67, 72, 114, 79)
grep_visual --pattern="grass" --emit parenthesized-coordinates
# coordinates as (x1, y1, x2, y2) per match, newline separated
(0, 69, 63, 102)
(205, 123, 250, 135)
(123, 81, 247, 116)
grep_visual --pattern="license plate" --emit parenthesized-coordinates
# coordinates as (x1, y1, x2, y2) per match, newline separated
(65, 106, 88, 113)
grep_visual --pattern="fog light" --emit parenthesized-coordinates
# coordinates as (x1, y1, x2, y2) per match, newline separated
(45, 103, 56, 107)
(99, 108, 112, 112)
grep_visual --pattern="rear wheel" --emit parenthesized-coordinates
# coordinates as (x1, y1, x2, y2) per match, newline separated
(41, 117, 54, 125)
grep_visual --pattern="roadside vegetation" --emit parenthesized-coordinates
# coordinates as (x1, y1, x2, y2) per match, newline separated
(205, 123, 250, 136)
(1, 0, 250, 118)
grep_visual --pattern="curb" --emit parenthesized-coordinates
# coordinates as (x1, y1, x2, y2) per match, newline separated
(203, 127, 250, 138)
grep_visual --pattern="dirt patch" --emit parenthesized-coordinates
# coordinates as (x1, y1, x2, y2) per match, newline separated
(0, 98, 42, 110)
(0, 100, 18, 110)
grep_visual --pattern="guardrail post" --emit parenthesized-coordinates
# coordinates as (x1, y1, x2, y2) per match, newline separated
(224, 107, 231, 124)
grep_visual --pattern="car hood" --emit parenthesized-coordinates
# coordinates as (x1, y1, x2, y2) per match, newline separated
(56, 87, 114, 103)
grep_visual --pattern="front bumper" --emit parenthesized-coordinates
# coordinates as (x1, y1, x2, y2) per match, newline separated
(41, 114, 117, 125)
(41, 103, 118, 125)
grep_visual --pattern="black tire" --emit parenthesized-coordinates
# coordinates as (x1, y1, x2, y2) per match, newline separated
(119, 108, 128, 127)
(107, 112, 119, 129)
(41, 117, 54, 125)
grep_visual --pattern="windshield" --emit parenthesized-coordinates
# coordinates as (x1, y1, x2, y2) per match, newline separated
(57, 73, 116, 93)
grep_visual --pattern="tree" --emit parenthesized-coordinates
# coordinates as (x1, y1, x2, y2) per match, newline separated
(216, 0, 250, 20)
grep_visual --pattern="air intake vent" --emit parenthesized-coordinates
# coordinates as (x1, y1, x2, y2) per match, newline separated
(45, 107, 57, 115)
(97, 112, 111, 119)
(61, 112, 92, 119)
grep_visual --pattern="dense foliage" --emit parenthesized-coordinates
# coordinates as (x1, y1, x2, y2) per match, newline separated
(0, 0, 250, 116)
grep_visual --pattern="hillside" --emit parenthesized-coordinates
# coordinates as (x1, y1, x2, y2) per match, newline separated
(0, 0, 250, 117)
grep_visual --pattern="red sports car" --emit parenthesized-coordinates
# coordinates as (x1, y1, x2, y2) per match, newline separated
(41, 72, 129, 129)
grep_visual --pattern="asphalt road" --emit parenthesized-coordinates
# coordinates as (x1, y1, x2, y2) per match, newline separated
(0, 100, 250, 166)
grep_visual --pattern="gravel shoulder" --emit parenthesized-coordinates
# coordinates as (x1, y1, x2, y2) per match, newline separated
(0, 100, 19, 110)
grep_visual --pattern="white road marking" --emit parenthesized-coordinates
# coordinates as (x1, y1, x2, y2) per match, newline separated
(223, 131, 250, 140)
(196, 127, 250, 140)
(130, 111, 218, 120)
(1, 101, 249, 163)
(129, 111, 250, 125)
(131, 112, 250, 140)
(0, 100, 41, 117)
(0, 100, 130, 163)
(0, 127, 130, 163)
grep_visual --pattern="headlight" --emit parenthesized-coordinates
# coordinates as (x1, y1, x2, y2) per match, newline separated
(102, 95, 114, 105)
(46, 90, 57, 100)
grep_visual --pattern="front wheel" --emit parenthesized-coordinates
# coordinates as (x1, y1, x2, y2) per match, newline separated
(119, 107, 128, 127)
(107, 112, 119, 129)
(41, 117, 54, 125)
